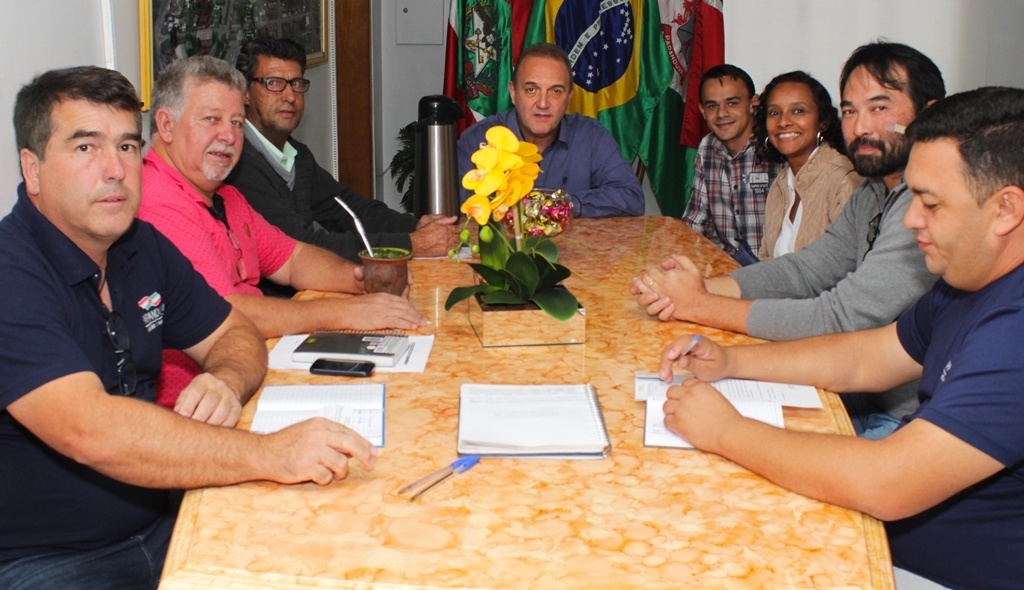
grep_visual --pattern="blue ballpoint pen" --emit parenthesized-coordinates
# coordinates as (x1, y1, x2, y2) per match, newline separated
(680, 335, 701, 356)
(398, 456, 481, 501)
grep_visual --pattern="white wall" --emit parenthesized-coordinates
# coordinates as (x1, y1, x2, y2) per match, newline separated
(724, 0, 1023, 100)
(0, 2, 107, 214)
(372, 0, 450, 209)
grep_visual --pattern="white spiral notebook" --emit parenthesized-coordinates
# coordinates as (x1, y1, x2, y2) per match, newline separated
(249, 383, 385, 447)
(457, 384, 611, 459)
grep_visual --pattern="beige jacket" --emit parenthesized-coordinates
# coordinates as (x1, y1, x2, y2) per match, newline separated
(758, 143, 863, 260)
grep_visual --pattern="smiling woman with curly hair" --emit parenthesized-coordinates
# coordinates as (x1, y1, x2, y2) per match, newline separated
(753, 71, 863, 260)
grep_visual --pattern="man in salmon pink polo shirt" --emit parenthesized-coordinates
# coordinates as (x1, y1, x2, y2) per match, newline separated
(138, 56, 428, 416)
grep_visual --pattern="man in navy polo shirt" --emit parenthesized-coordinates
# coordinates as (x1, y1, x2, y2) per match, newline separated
(0, 66, 377, 589)
(657, 87, 1024, 589)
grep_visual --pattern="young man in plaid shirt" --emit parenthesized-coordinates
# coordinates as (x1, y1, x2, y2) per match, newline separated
(682, 65, 782, 265)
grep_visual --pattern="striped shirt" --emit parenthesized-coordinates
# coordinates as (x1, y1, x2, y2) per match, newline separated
(682, 134, 781, 258)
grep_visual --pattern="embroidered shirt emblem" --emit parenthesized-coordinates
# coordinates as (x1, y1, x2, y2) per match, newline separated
(137, 292, 163, 310)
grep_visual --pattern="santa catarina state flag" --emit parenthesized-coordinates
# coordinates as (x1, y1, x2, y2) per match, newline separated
(444, 0, 532, 136)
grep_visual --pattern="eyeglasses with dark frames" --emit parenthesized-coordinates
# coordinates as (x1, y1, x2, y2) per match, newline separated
(105, 312, 138, 396)
(252, 77, 311, 94)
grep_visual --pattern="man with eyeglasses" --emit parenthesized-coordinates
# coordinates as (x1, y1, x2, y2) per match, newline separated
(138, 56, 427, 412)
(226, 37, 460, 271)
(634, 42, 944, 438)
(0, 66, 376, 589)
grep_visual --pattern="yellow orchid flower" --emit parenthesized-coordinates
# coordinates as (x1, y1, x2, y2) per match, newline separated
(484, 125, 520, 152)
(461, 125, 542, 221)
(461, 194, 493, 226)
(462, 167, 504, 199)
(516, 141, 541, 163)
(491, 194, 523, 221)
(501, 163, 540, 206)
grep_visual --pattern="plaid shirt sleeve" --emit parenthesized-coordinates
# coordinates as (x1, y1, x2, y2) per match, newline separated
(682, 148, 714, 236)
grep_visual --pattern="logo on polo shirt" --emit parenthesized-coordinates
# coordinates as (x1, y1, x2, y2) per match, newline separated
(940, 360, 952, 382)
(138, 292, 165, 332)
(138, 292, 162, 310)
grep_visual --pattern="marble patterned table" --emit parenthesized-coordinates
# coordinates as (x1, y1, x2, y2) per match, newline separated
(160, 217, 894, 589)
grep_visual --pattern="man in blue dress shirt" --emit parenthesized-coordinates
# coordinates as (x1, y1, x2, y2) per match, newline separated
(457, 43, 644, 218)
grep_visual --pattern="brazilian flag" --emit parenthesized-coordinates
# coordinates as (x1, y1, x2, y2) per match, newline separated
(523, 0, 674, 168)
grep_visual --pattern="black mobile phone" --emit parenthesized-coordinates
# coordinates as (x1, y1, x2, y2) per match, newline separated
(309, 359, 375, 377)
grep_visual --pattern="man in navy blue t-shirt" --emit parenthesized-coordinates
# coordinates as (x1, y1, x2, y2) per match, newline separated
(655, 87, 1024, 589)
(0, 66, 377, 589)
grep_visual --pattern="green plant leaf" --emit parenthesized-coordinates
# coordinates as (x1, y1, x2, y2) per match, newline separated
(504, 251, 539, 297)
(468, 262, 507, 288)
(447, 214, 577, 322)
(498, 269, 530, 300)
(388, 126, 416, 213)
(529, 237, 559, 264)
(444, 284, 498, 310)
(536, 262, 572, 290)
(482, 289, 528, 305)
(530, 287, 580, 321)
(479, 220, 512, 270)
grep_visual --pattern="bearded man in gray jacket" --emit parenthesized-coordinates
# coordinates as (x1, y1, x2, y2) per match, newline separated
(633, 42, 945, 439)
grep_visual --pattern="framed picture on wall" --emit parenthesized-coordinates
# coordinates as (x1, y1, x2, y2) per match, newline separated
(138, 0, 327, 110)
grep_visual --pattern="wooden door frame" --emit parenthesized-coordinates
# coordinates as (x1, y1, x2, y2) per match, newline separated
(334, 0, 375, 198)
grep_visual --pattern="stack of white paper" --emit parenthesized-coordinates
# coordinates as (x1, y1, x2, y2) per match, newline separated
(635, 372, 821, 449)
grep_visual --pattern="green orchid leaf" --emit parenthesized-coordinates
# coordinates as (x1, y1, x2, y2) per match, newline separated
(479, 220, 511, 270)
(536, 262, 572, 290)
(530, 287, 580, 321)
(448, 217, 578, 322)
(504, 251, 540, 295)
(481, 289, 528, 305)
(522, 234, 542, 252)
(499, 268, 530, 299)
(530, 237, 559, 264)
(444, 284, 499, 310)
(468, 262, 507, 288)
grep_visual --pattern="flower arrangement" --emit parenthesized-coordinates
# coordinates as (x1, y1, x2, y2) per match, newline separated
(444, 126, 579, 321)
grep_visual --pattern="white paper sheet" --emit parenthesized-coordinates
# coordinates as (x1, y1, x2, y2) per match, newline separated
(643, 394, 784, 449)
(634, 372, 822, 408)
(249, 384, 385, 446)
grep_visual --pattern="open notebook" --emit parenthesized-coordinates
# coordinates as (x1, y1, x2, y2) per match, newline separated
(457, 384, 611, 459)
(249, 383, 385, 447)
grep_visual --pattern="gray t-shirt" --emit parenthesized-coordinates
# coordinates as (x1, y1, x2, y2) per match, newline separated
(731, 179, 937, 418)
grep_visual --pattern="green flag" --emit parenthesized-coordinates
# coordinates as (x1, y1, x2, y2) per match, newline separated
(640, 0, 724, 217)
(444, 0, 516, 134)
